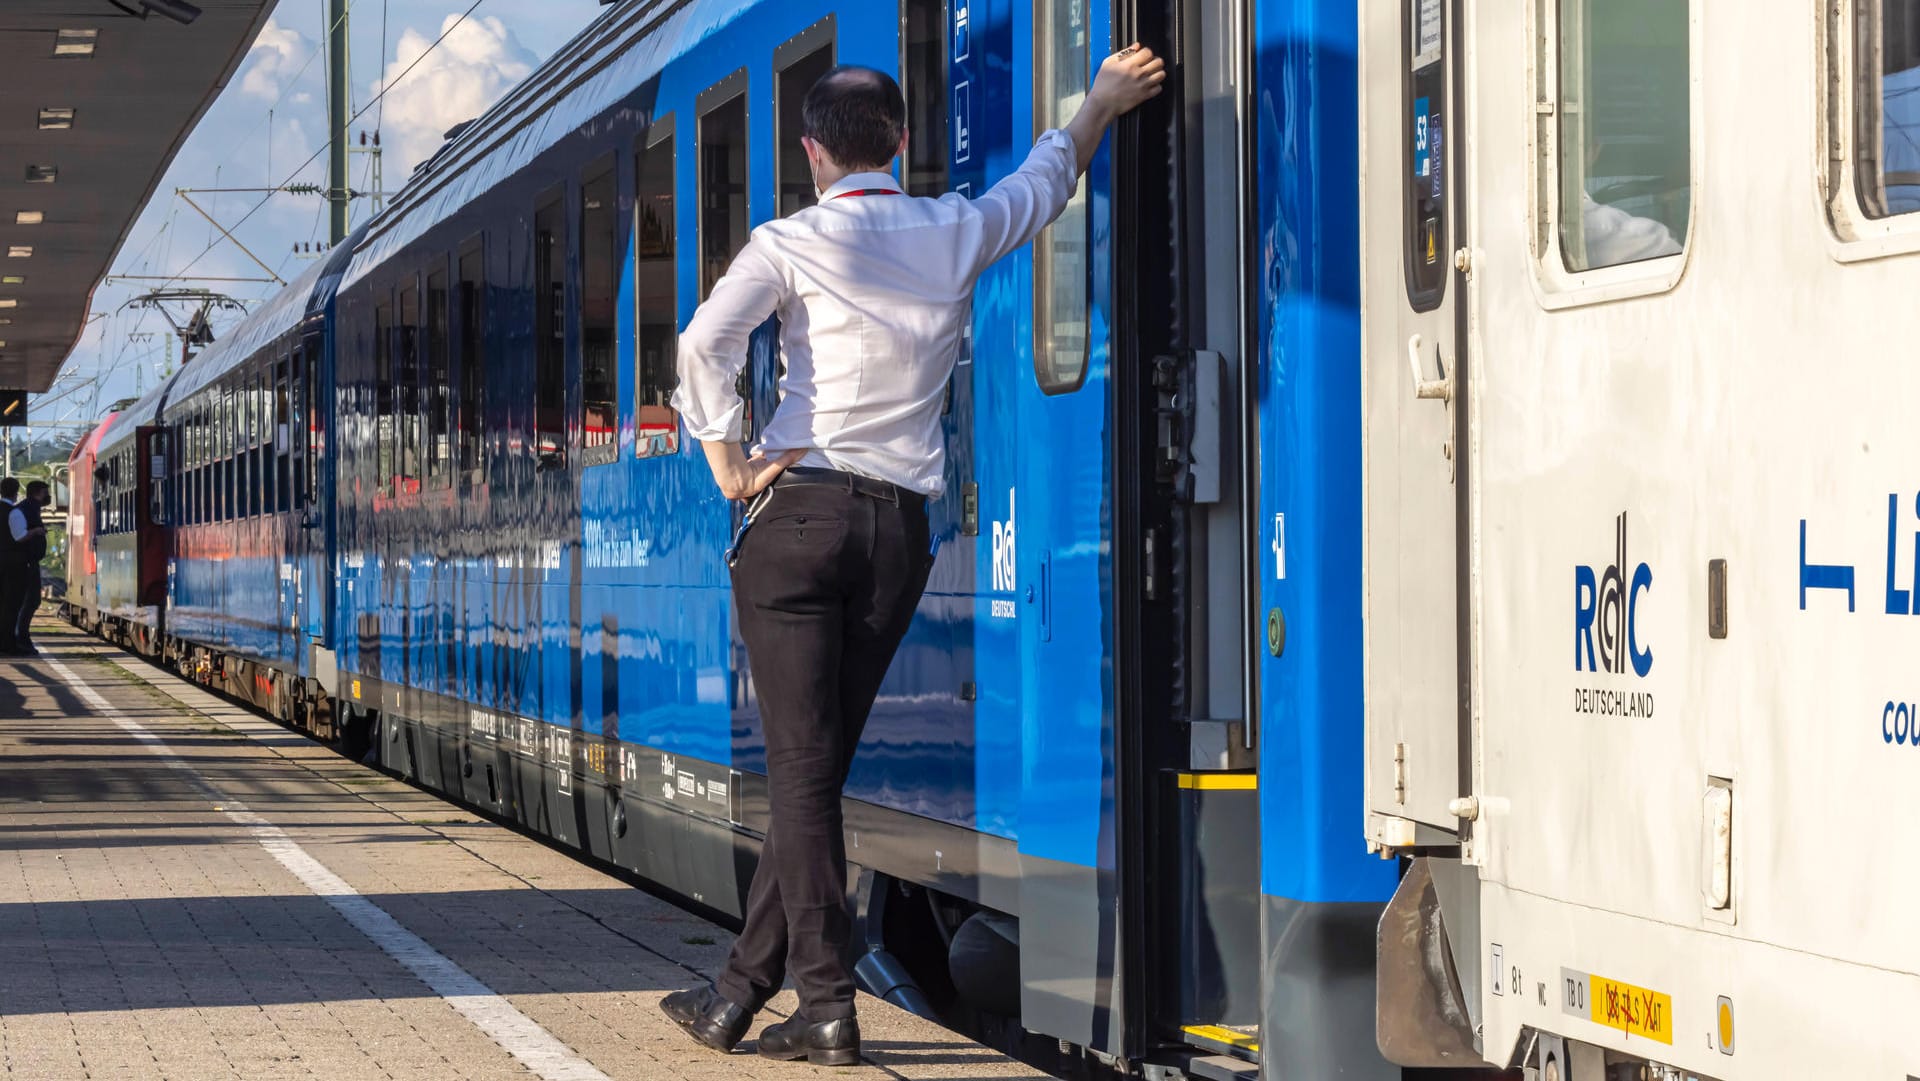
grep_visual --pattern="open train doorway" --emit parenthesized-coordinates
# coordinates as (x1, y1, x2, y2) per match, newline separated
(1105, 0, 1267, 1069)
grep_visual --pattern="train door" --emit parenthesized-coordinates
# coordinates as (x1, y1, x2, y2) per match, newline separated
(1360, 0, 1469, 844)
(1101, 0, 1272, 1067)
(1013, 0, 1131, 1056)
(135, 425, 173, 647)
(1359, 0, 1486, 1068)
(296, 332, 335, 674)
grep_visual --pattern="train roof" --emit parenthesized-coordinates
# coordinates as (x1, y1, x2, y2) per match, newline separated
(165, 254, 334, 405)
(68, 411, 118, 466)
(344, 0, 752, 287)
(94, 373, 168, 452)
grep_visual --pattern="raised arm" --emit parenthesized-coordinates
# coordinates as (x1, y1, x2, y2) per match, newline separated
(1064, 44, 1167, 173)
(970, 44, 1168, 270)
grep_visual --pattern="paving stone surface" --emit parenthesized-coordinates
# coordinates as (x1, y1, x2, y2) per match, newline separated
(0, 617, 1048, 1081)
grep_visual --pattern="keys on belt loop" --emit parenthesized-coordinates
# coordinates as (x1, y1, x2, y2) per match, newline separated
(724, 488, 776, 569)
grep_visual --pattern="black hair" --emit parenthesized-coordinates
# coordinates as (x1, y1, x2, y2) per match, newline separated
(0, 478, 15, 499)
(801, 66, 906, 172)
(25, 480, 48, 497)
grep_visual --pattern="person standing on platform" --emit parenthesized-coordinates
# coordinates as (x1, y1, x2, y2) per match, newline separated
(0, 477, 22, 655)
(3, 480, 50, 656)
(659, 44, 1167, 1066)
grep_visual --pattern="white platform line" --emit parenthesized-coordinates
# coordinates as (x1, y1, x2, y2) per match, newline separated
(47, 656, 614, 1081)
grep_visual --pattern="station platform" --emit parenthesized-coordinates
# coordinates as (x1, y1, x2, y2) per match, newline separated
(0, 617, 1046, 1081)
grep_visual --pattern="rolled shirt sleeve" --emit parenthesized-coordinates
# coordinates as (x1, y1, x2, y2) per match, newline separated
(964, 129, 1080, 274)
(672, 236, 788, 443)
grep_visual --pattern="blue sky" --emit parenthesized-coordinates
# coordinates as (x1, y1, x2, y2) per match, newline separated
(29, 0, 602, 450)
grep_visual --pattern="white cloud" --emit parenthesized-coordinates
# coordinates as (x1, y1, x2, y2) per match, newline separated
(373, 14, 537, 177)
(239, 18, 314, 102)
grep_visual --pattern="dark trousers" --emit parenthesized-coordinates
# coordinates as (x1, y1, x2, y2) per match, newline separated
(0, 560, 34, 648)
(16, 562, 40, 642)
(714, 479, 933, 1022)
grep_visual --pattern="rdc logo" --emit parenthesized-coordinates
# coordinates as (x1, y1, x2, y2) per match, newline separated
(1574, 512, 1653, 677)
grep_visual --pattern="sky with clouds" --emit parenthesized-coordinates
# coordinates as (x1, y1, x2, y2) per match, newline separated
(30, 0, 601, 449)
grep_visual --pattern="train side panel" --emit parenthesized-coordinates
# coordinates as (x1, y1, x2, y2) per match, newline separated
(1364, 0, 1920, 1076)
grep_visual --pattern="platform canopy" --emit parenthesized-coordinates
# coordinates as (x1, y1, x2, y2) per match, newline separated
(0, 0, 273, 394)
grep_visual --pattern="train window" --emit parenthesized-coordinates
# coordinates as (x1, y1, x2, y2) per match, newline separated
(581, 159, 619, 464)
(252, 370, 266, 517)
(457, 242, 486, 487)
(534, 196, 568, 467)
(399, 282, 422, 491)
(220, 383, 234, 520)
(775, 22, 836, 217)
(426, 269, 452, 486)
(234, 380, 247, 518)
(275, 351, 291, 514)
(1554, 0, 1690, 271)
(190, 403, 202, 524)
(258, 369, 272, 515)
(635, 120, 679, 459)
(1033, 0, 1090, 393)
(151, 431, 169, 526)
(698, 74, 749, 300)
(1404, 0, 1448, 306)
(301, 339, 317, 509)
(902, 0, 950, 196)
(236, 378, 247, 518)
(1850, 0, 1920, 218)
(199, 400, 210, 524)
(376, 300, 395, 495)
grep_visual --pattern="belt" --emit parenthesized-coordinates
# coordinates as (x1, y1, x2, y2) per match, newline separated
(775, 466, 925, 506)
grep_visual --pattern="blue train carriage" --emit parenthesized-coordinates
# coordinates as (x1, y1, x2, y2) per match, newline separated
(323, 0, 1398, 1075)
(124, 249, 350, 732)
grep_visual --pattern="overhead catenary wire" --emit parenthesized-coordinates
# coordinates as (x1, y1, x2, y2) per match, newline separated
(200, 0, 360, 185)
(149, 0, 489, 294)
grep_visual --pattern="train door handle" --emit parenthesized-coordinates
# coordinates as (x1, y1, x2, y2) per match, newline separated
(1406, 334, 1453, 403)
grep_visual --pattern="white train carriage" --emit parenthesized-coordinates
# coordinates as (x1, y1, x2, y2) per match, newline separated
(1361, 0, 1920, 1077)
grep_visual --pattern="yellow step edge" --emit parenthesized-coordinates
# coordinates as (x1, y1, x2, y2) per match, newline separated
(1182, 1024, 1261, 1053)
(1175, 772, 1258, 791)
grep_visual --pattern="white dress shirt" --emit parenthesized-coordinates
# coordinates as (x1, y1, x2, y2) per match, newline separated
(673, 129, 1080, 497)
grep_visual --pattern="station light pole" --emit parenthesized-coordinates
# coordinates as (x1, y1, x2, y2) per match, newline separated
(328, 0, 350, 244)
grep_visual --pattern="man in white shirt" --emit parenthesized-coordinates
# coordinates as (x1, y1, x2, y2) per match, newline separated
(661, 45, 1165, 1065)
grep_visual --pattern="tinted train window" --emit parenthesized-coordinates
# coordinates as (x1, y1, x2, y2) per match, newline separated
(458, 243, 486, 486)
(221, 384, 234, 520)
(698, 79, 749, 300)
(1033, 0, 1090, 393)
(299, 339, 316, 509)
(534, 197, 567, 466)
(252, 371, 266, 517)
(426, 270, 451, 486)
(776, 25, 835, 217)
(1556, 0, 1689, 271)
(581, 160, 619, 463)
(399, 282, 422, 491)
(190, 403, 203, 524)
(1852, 0, 1920, 217)
(276, 352, 291, 513)
(635, 122, 679, 459)
(903, 0, 951, 196)
(376, 300, 395, 494)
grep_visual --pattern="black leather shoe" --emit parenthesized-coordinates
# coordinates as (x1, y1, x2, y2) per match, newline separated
(659, 986, 750, 1053)
(755, 1015, 860, 1066)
